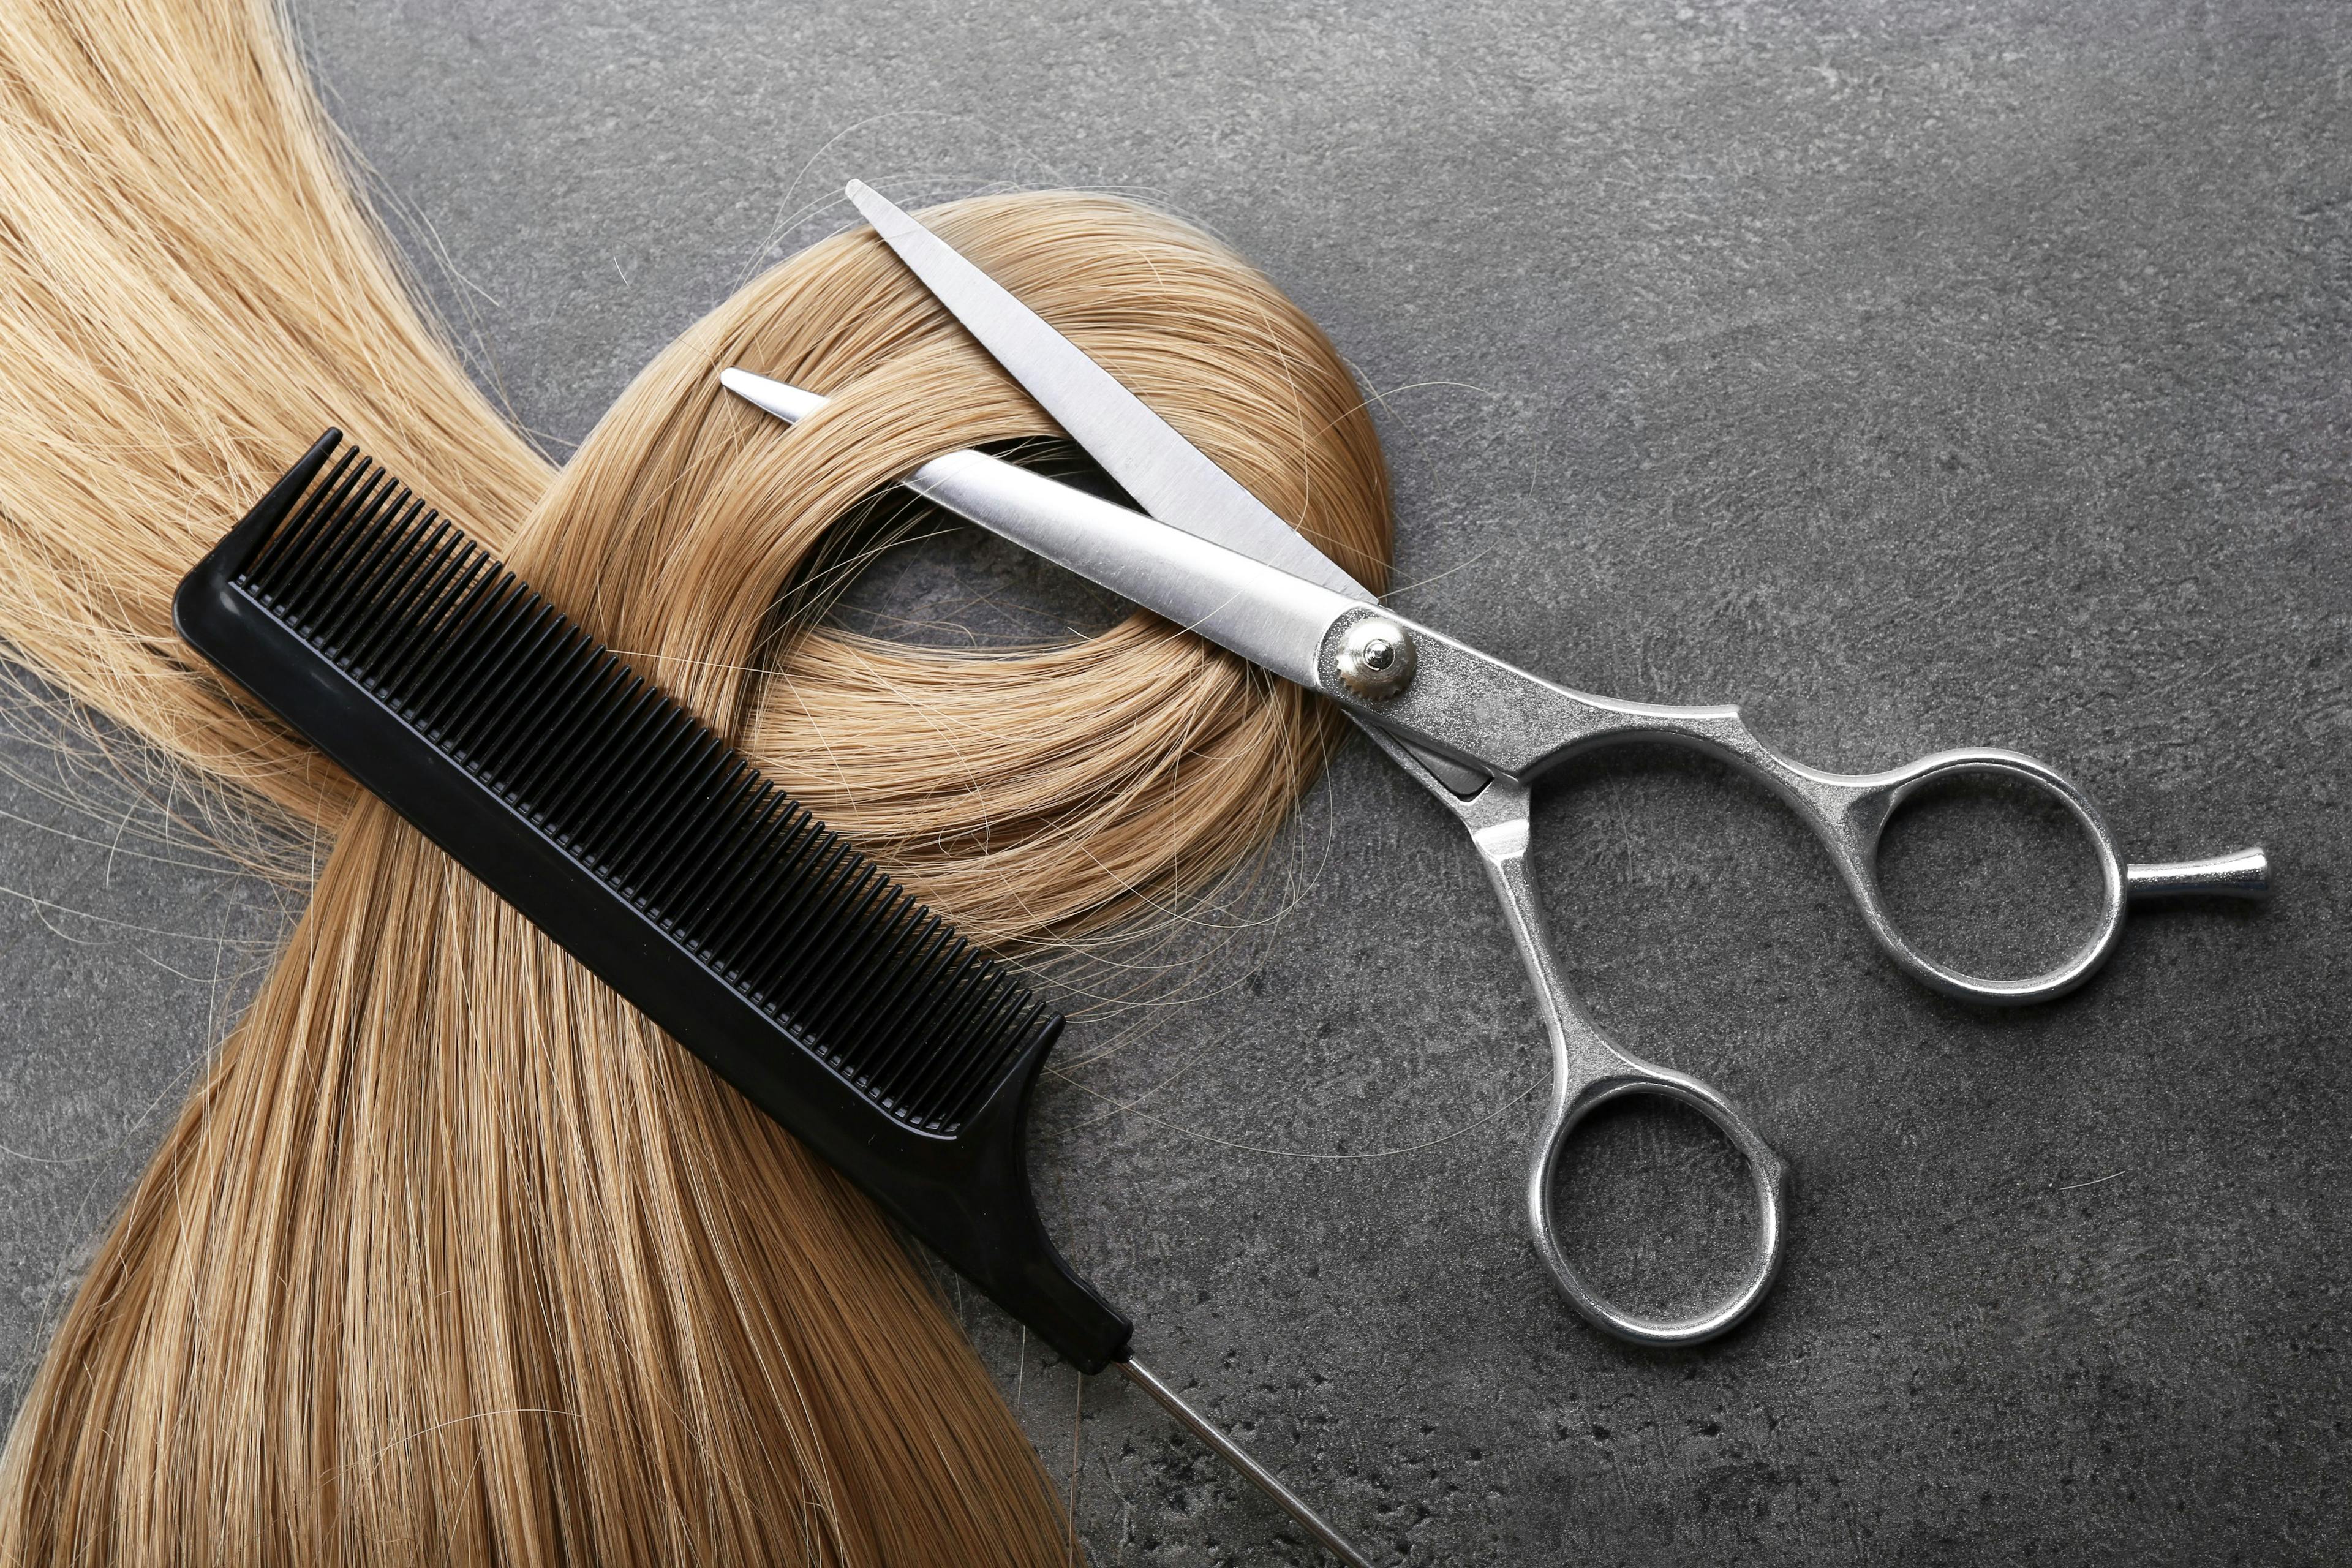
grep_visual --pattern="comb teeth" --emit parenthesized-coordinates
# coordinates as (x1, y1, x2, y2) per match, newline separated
(233, 447, 1047, 1134)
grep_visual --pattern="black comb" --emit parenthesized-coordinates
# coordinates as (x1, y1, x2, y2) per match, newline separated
(172, 431, 1129, 1371)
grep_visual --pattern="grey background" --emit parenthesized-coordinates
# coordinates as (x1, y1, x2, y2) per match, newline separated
(2, 0, 2346, 1561)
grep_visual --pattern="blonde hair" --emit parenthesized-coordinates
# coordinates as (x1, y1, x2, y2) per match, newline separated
(0, 1, 1388, 1563)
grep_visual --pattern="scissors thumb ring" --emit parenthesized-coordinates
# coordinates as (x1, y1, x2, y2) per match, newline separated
(1527, 1066, 1791, 1346)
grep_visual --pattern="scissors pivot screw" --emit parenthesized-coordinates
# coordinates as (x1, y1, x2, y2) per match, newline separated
(1335, 616, 1418, 699)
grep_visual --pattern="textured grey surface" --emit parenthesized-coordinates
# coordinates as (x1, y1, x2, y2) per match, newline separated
(3, 0, 2348, 1561)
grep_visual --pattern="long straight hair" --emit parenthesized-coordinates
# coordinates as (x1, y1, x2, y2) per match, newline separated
(0, 1, 1390, 1561)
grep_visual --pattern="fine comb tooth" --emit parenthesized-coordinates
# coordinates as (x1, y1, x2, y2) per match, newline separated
(499, 631, 617, 791)
(296, 468, 408, 638)
(741, 833, 861, 995)
(575, 700, 699, 858)
(311, 490, 428, 654)
(877, 952, 1000, 1116)
(513, 652, 636, 808)
(539, 678, 666, 832)
(401, 560, 512, 720)
(844, 916, 961, 1077)
(789, 864, 894, 1011)
(249, 448, 374, 598)
(709, 806, 828, 963)
(369, 534, 486, 693)
(799, 891, 924, 1040)
(603, 726, 728, 877)
(254, 484, 374, 632)
(545, 682, 668, 842)
(886, 944, 1005, 1115)
(244, 445, 364, 585)
(793, 875, 911, 1027)
(927, 987, 1041, 1126)
(264, 466, 383, 628)
(694, 791, 804, 957)
(442, 599, 565, 760)
(437, 581, 546, 745)
(448, 603, 571, 762)
(867, 940, 988, 1096)
(342, 514, 458, 679)
(856, 913, 959, 1060)
(683, 780, 790, 931)
(646, 762, 757, 920)
(410, 588, 516, 750)
(745, 851, 866, 1008)
(643, 753, 754, 907)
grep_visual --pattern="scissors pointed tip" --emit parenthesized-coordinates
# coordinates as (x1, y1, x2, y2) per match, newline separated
(845, 179, 912, 235)
(718, 366, 825, 424)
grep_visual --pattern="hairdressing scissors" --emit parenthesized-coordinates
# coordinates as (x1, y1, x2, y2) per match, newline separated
(722, 181, 2270, 1346)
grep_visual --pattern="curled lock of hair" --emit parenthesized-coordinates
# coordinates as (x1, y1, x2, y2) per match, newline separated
(0, 1, 1391, 1563)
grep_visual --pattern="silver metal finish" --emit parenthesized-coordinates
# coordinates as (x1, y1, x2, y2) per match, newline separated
(842, 183, 1496, 792)
(1334, 615, 1418, 699)
(721, 369, 1352, 688)
(845, 181, 1373, 600)
(1322, 619, 2158, 1004)
(725, 184, 2270, 1350)
(1393, 744, 1790, 1342)
(2127, 846, 2271, 899)
(730, 366, 2225, 1008)
(1118, 1359, 1373, 1568)
(719, 369, 826, 423)
(725, 376, 1782, 1341)
(723, 368, 1488, 798)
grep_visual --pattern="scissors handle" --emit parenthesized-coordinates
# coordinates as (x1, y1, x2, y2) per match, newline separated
(1455, 772, 1790, 1345)
(1540, 714, 2267, 1006)
(1332, 617, 2269, 1006)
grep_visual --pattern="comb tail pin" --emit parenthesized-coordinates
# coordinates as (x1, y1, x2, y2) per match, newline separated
(1121, 1358, 1370, 1567)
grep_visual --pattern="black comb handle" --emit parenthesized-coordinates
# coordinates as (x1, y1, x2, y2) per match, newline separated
(172, 431, 1131, 1371)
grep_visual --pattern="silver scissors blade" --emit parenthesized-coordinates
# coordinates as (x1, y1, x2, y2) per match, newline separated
(844, 181, 1373, 604)
(720, 369, 1349, 689)
(722, 366, 1493, 795)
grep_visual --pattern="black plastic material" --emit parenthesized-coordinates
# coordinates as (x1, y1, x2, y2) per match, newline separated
(172, 431, 1133, 1372)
